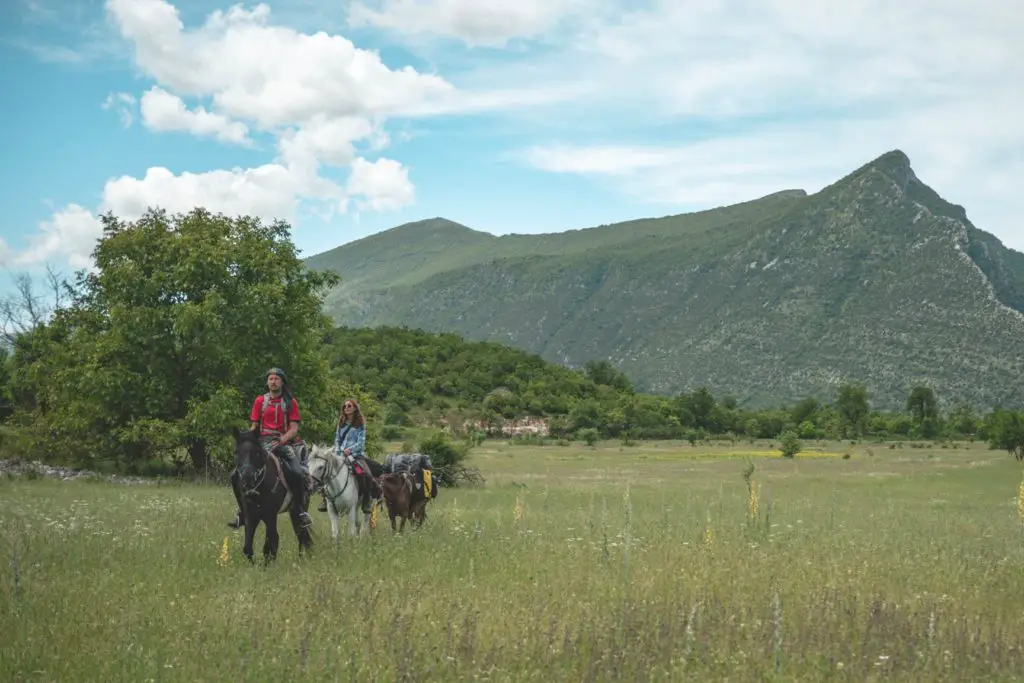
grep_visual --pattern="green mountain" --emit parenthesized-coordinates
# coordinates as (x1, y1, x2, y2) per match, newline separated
(305, 150, 1024, 410)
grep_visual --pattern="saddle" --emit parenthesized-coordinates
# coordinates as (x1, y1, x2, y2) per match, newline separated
(293, 440, 309, 468)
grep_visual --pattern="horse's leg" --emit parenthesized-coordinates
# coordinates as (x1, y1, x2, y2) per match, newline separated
(288, 509, 312, 556)
(385, 500, 397, 532)
(413, 503, 427, 528)
(326, 498, 341, 542)
(287, 488, 314, 555)
(242, 511, 256, 563)
(264, 512, 279, 564)
(346, 499, 359, 537)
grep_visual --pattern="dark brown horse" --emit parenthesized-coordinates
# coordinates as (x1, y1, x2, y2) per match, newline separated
(232, 426, 313, 563)
(378, 471, 432, 532)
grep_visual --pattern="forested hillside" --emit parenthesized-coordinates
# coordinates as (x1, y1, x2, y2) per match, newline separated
(323, 326, 1010, 451)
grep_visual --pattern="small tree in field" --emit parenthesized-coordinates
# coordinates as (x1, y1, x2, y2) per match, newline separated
(779, 430, 802, 458)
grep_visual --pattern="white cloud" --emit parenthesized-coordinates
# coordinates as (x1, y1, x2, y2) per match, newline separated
(14, 0, 1024, 271)
(101, 92, 136, 127)
(519, 94, 1024, 224)
(508, 0, 1024, 246)
(0, 237, 10, 268)
(13, 205, 104, 269)
(105, 0, 459, 127)
(565, 0, 1021, 114)
(347, 0, 588, 47)
(139, 86, 252, 145)
(12, 153, 418, 269)
(276, 114, 385, 173)
(100, 163, 340, 224)
(345, 157, 415, 212)
(13, 0, 454, 270)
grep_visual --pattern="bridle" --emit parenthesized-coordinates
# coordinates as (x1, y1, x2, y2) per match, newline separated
(308, 449, 354, 504)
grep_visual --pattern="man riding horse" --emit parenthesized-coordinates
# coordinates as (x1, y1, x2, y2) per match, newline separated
(228, 367, 312, 530)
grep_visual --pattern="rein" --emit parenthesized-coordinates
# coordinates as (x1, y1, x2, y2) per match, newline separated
(237, 461, 266, 497)
(237, 443, 283, 498)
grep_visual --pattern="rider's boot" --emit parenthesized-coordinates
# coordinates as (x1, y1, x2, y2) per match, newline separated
(294, 484, 313, 528)
(280, 464, 312, 529)
(359, 474, 374, 514)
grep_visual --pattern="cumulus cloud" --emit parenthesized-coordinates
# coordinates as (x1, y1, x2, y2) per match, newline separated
(276, 114, 387, 173)
(13, 205, 104, 269)
(16, 0, 466, 269)
(139, 86, 252, 146)
(105, 0, 458, 127)
(99, 164, 340, 223)
(346, 157, 415, 212)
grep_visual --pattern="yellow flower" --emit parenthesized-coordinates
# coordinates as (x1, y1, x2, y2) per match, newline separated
(748, 480, 760, 523)
(1017, 474, 1024, 522)
(218, 536, 229, 567)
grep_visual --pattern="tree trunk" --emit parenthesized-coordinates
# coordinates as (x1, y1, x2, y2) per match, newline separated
(188, 437, 209, 472)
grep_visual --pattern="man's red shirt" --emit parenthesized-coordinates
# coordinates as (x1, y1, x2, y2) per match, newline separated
(250, 394, 301, 436)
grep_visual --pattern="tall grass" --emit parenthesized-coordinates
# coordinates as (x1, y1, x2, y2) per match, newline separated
(2, 439, 1023, 681)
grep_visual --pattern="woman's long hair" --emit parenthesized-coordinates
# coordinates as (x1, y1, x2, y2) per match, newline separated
(337, 398, 365, 429)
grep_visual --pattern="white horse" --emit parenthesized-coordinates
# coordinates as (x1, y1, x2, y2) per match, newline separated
(306, 444, 370, 539)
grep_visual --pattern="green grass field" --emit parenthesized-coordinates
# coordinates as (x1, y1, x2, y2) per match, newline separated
(3, 439, 1024, 681)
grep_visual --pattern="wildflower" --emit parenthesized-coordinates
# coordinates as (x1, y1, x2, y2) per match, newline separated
(748, 480, 760, 523)
(1017, 473, 1024, 522)
(218, 536, 229, 567)
(514, 492, 523, 524)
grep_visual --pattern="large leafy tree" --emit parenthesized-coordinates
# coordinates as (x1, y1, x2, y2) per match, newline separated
(906, 385, 939, 437)
(10, 208, 340, 472)
(835, 383, 870, 436)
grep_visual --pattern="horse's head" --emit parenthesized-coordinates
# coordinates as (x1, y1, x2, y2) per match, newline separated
(305, 444, 335, 493)
(232, 426, 267, 494)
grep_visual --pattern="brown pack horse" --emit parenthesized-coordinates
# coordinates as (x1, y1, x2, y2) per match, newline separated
(378, 471, 432, 532)
(232, 426, 314, 563)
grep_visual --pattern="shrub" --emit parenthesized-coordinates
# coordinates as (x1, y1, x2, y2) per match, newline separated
(779, 430, 802, 458)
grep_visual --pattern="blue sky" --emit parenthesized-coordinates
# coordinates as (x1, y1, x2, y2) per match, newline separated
(1, 0, 1021, 289)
